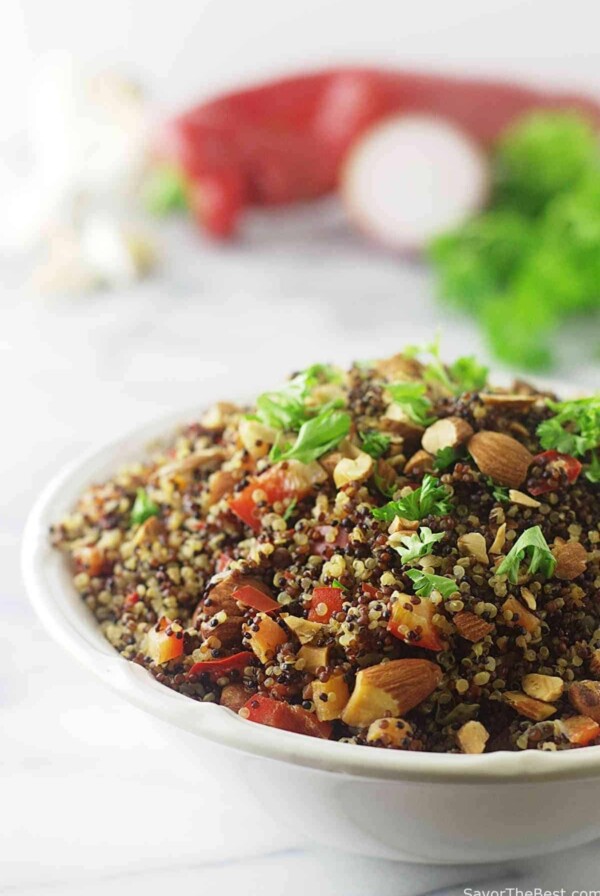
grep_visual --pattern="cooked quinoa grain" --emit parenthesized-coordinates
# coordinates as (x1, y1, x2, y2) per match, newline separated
(51, 351, 600, 753)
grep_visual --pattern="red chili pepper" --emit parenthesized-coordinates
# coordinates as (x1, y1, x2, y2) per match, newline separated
(232, 584, 280, 614)
(153, 68, 600, 239)
(241, 694, 332, 739)
(529, 451, 582, 495)
(188, 651, 255, 680)
(307, 586, 344, 623)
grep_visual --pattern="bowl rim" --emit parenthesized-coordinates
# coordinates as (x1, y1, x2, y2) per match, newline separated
(22, 387, 600, 785)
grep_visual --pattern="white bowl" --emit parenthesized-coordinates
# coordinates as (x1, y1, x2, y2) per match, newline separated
(22, 402, 600, 864)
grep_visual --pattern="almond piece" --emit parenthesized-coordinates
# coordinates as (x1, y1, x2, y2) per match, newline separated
(508, 489, 541, 508)
(489, 522, 507, 555)
(454, 611, 494, 643)
(132, 515, 161, 546)
(504, 691, 557, 721)
(376, 354, 424, 382)
(522, 673, 564, 704)
(457, 532, 489, 565)
(480, 394, 537, 410)
(366, 717, 413, 748)
(421, 416, 473, 455)
(553, 541, 588, 581)
(341, 659, 442, 728)
(403, 449, 434, 476)
(456, 720, 489, 754)
(589, 649, 600, 679)
(333, 451, 373, 488)
(382, 404, 425, 444)
(501, 595, 541, 635)
(468, 431, 533, 488)
(153, 447, 227, 481)
(568, 680, 600, 723)
(282, 615, 326, 645)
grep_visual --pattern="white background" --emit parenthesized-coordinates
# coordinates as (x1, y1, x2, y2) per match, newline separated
(2, 1, 600, 893)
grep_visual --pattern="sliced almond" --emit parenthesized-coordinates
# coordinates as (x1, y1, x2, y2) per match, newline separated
(376, 354, 423, 383)
(422, 416, 473, 454)
(341, 659, 442, 728)
(520, 586, 537, 611)
(480, 394, 538, 410)
(489, 523, 507, 555)
(553, 541, 588, 581)
(501, 595, 541, 635)
(568, 680, 600, 723)
(333, 451, 373, 488)
(456, 720, 489, 754)
(282, 615, 326, 645)
(403, 449, 434, 476)
(508, 489, 541, 508)
(132, 515, 161, 546)
(504, 691, 557, 721)
(522, 673, 564, 703)
(457, 532, 488, 565)
(454, 611, 494, 643)
(238, 418, 277, 459)
(388, 516, 420, 534)
(366, 717, 413, 748)
(468, 431, 533, 489)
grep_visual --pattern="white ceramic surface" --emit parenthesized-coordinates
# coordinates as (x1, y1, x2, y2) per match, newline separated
(22, 399, 600, 865)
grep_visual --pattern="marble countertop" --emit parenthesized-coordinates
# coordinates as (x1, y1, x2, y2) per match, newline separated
(3, 210, 599, 895)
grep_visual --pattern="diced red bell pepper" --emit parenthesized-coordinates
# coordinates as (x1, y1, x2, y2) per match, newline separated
(146, 617, 185, 664)
(188, 651, 255, 680)
(362, 583, 380, 599)
(241, 694, 332, 739)
(311, 525, 349, 556)
(228, 461, 323, 531)
(388, 597, 446, 652)
(529, 451, 582, 495)
(123, 591, 140, 609)
(562, 715, 600, 746)
(215, 552, 232, 573)
(232, 584, 280, 614)
(307, 586, 344, 623)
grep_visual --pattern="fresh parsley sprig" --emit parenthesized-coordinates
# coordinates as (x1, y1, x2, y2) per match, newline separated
(433, 446, 461, 471)
(372, 474, 453, 523)
(392, 527, 445, 564)
(406, 569, 459, 599)
(537, 396, 600, 458)
(360, 430, 391, 459)
(404, 336, 488, 395)
(270, 408, 351, 465)
(253, 364, 342, 432)
(386, 382, 435, 426)
(496, 525, 556, 584)
(131, 488, 159, 526)
(586, 452, 600, 484)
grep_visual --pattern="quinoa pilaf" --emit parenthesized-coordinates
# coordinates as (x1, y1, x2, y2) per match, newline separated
(51, 347, 600, 753)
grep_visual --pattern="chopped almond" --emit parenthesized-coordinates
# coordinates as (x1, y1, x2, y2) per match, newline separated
(333, 451, 373, 488)
(504, 691, 557, 721)
(522, 673, 564, 704)
(508, 489, 541, 508)
(457, 532, 489, 565)
(454, 611, 494, 643)
(456, 720, 489, 754)
(282, 615, 326, 645)
(421, 416, 473, 454)
(403, 449, 434, 476)
(342, 659, 442, 728)
(568, 680, 600, 723)
(489, 523, 507, 555)
(553, 541, 588, 581)
(468, 431, 533, 489)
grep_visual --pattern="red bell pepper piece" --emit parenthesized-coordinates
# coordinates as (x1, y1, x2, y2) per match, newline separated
(529, 451, 582, 495)
(153, 68, 600, 239)
(241, 694, 332, 739)
(123, 591, 140, 609)
(232, 584, 280, 614)
(228, 462, 321, 532)
(388, 597, 446, 652)
(562, 715, 600, 747)
(188, 651, 255, 680)
(215, 552, 232, 573)
(311, 525, 349, 556)
(307, 586, 344, 623)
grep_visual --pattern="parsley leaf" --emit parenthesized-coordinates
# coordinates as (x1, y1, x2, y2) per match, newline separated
(271, 408, 351, 465)
(406, 569, 459, 599)
(448, 356, 489, 392)
(253, 364, 343, 432)
(372, 475, 453, 523)
(360, 430, 391, 459)
(332, 579, 346, 590)
(386, 382, 435, 426)
(282, 497, 297, 522)
(433, 446, 461, 471)
(391, 527, 445, 564)
(586, 452, 600, 484)
(486, 478, 510, 503)
(496, 525, 556, 584)
(537, 396, 600, 458)
(131, 488, 159, 526)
